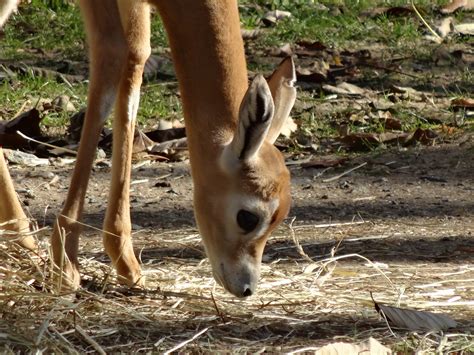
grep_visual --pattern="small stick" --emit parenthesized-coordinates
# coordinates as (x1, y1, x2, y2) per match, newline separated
(75, 325, 106, 355)
(288, 218, 313, 263)
(322, 162, 367, 183)
(294, 220, 367, 230)
(412, 1, 441, 41)
(16, 131, 77, 155)
(163, 327, 209, 355)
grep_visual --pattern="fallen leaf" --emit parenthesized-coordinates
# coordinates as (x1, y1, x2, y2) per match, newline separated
(404, 128, 438, 146)
(145, 127, 186, 143)
(149, 137, 187, 153)
(323, 82, 369, 96)
(279, 116, 297, 138)
(454, 22, 474, 35)
(361, 6, 414, 18)
(436, 17, 454, 38)
(51, 95, 76, 113)
(67, 109, 86, 142)
(441, 0, 474, 14)
(374, 300, 457, 331)
(5, 62, 84, 83)
(241, 28, 264, 40)
(143, 54, 175, 82)
(133, 129, 156, 154)
(296, 40, 327, 51)
(0, 109, 44, 149)
(301, 156, 348, 168)
(378, 132, 410, 144)
(3, 149, 49, 166)
(341, 132, 380, 150)
(349, 112, 368, 125)
(269, 43, 293, 57)
(296, 60, 329, 83)
(261, 9, 292, 26)
(381, 113, 402, 130)
(294, 40, 327, 57)
(371, 98, 394, 110)
(390, 85, 423, 99)
(450, 97, 474, 109)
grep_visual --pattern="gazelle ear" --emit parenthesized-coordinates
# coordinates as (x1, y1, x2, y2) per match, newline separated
(230, 74, 274, 161)
(265, 57, 297, 144)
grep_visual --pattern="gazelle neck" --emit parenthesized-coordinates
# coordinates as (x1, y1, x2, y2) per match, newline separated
(157, 1, 248, 168)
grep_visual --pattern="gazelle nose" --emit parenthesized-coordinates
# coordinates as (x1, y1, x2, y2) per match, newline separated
(242, 286, 253, 297)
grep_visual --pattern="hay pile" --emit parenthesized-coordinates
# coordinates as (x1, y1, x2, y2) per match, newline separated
(1, 221, 473, 353)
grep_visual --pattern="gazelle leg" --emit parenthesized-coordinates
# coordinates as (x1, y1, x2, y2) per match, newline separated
(0, 148, 36, 250)
(50, 0, 127, 289)
(102, 2, 151, 287)
(0, 0, 17, 28)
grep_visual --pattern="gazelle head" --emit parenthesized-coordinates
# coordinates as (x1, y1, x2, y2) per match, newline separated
(193, 58, 296, 297)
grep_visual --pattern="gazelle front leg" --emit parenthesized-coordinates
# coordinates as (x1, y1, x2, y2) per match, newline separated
(102, 2, 151, 287)
(51, 0, 127, 289)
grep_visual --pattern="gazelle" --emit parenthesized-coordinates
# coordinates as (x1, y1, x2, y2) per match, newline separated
(0, 0, 296, 297)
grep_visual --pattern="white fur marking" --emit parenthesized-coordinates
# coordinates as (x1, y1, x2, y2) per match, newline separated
(127, 89, 140, 123)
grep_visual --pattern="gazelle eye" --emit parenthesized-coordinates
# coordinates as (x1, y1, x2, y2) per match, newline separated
(237, 210, 260, 233)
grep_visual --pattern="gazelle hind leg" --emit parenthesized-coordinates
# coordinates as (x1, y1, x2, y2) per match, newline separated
(0, 0, 16, 27)
(102, 2, 151, 287)
(50, 0, 128, 289)
(0, 148, 36, 250)
(0, 0, 36, 249)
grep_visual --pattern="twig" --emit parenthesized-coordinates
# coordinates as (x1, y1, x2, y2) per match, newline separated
(293, 220, 367, 230)
(210, 292, 226, 323)
(322, 162, 367, 182)
(164, 327, 209, 355)
(16, 131, 77, 155)
(411, 1, 441, 41)
(288, 217, 313, 263)
(75, 325, 106, 355)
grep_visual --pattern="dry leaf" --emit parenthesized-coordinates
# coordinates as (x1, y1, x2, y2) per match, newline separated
(241, 28, 264, 40)
(450, 97, 474, 108)
(375, 301, 457, 331)
(133, 129, 156, 154)
(269, 43, 293, 57)
(437, 17, 454, 38)
(0, 109, 44, 149)
(51, 95, 76, 113)
(341, 132, 380, 150)
(296, 61, 329, 83)
(383, 116, 402, 131)
(145, 127, 186, 143)
(454, 23, 474, 35)
(315, 337, 391, 355)
(262, 10, 292, 26)
(300, 156, 347, 168)
(404, 128, 438, 146)
(3, 149, 49, 167)
(295, 40, 327, 57)
(279, 116, 297, 138)
(361, 6, 413, 18)
(441, 0, 474, 14)
(149, 137, 187, 153)
(323, 82, 369, 96)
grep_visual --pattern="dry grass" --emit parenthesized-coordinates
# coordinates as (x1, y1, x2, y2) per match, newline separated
(1, 220, 473, 353)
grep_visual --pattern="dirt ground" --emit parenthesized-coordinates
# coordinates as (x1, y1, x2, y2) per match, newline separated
(1, 3, 473, 351)
(4, 135, 473, 352)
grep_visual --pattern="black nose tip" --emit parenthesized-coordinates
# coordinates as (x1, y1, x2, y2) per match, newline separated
(242, 287, 253, 297)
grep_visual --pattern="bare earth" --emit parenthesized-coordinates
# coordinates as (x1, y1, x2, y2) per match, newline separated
(1, 6, 473, 350)
(3, 135, 473, 352)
